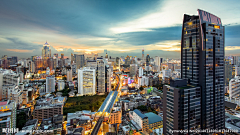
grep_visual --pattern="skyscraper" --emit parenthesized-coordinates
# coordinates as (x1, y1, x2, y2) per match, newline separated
(130, 64, 137, 77)
(42, 42, 51, 59)
(142, 48, 144, 63)
(46, 75, 55, 93)
(78, 67, 96, 96)
(154, 56, 162, 72)
(97, 58, 105, 93)
(75, 54, 85, 71)
(42, 42, 51, 69)
(181, 9, 224, 129)
(146, 54, 150, 66)
(163, 9, 225, 135)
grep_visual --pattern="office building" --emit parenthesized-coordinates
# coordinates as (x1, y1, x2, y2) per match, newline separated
(130, 64, 138, 77)
(97, 58, 105, 93)
(86, 60, 97, 68)
(46, 75, 55, 93)
(163, 79, 201, 135)
(179, 9, 225, 132)
(33, 105, 63, 123)
(0, 100, 17, 132)
(142, 48, 144, 63)
(78, 67, 96, 96)
(139, 67, 143, 77)
(154, 56, 162, 72)
(146, 54, 150, 66)
(67, 67, 73, 82)
(42, 41, 51, 68)
(75, 54, 85, 71)
(225, 60, 234, 85)
(71, 53, 74, 64)
(58, 80, 65, 91)
(125, 55, 130, 65)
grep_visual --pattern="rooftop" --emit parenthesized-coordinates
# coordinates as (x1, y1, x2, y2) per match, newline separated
(133, 109, 147, 119)
(144, 112, 162, 124)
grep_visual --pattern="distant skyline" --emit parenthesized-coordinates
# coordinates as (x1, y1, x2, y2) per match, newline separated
(0, 0, 240, 59)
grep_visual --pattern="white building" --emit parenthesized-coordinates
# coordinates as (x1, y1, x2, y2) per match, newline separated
(138, 76, 149, 87)
(229, 76, 240, 99)
(78, 67, 96, 96)
(235, 65, 240, 76)
(58, 80, 65, 91)
(0, 69, 21, 100)
(46, 75, 55, 93)
(139, 67, 143, 77)
(154, 56, 162, 72)
(132, 109, 148, 130)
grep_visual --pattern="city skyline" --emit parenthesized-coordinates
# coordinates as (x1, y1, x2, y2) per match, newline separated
(0, 0, 240, 59)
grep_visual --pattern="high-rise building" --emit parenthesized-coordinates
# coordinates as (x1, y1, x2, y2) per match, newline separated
(97, 58, 105, 93)
(67, 67, 72, 82)
(58, 80, 65, 91)
(78, 67, 96, 96)
(71, 53, 74, 64)
(0, 100, 17, 132)
(154, 56, 162, 72)
(130, 64, 137, 77)
(30, 60, 35, 73)
(46, 75, 55, 93)
(225, 60, 234, 85)
(42, 42, 51, 59)
(142, 48, 144, 63)
(75, 54, 85, 71)
(163, 79, 201, 135)
(146, 54, 150, 66)
(179, 9, 224, 131)
(125, 55, 130, 65)
(139, 67, 143, 77)
(42, 42, 51, 69)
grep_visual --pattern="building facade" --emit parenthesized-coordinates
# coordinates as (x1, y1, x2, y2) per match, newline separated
(163, 79, 201, 135)
(46, 75, 55, 93)
(180, 9, 225, 131)
(78, 67, 96, 96)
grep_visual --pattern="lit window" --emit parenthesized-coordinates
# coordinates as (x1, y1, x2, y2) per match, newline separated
(214, 25, 220, 29)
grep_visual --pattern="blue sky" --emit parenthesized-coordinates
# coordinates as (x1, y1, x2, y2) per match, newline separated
(0, 0, 240, 59)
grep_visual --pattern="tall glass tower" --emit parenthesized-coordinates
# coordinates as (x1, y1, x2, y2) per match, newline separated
(42, 41, 51, 59)
(181, 9, 225, 130)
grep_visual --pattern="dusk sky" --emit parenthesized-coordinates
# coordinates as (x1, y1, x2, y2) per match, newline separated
(0, 0, 240, 59)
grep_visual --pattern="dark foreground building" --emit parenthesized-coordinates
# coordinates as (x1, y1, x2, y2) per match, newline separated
(163, 9, 225, 135)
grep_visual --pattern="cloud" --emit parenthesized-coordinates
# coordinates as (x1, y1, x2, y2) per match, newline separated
(6, 49, 35, 53)
(225, 46, 240, 50)
(110, 0, 240, 33)
(0, 0, 240, 58)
